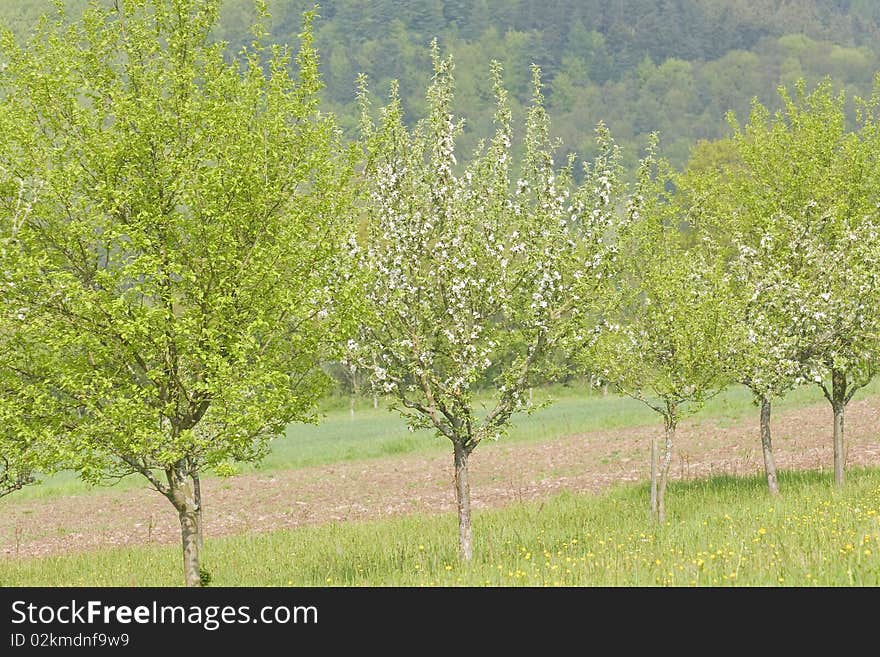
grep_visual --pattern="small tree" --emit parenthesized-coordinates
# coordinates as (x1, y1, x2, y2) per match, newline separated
(682, 144, 804, 496)
(0, 1, 354, 585)
(723, 242, 805, 496)
(722, 82, 880, 487)
(595, 141, 730, 523)
(352, 50, 624, 560)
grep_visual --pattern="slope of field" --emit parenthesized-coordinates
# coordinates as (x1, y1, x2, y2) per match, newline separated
(1, 390, 878, 561)
(14, 381, 872, 500)
(2, 469, 879, 586)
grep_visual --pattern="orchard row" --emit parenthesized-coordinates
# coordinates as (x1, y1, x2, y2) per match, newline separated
(1, 1, 878, 585)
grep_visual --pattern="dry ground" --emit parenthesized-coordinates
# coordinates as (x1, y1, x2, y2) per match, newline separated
(2, 397, 879, 559)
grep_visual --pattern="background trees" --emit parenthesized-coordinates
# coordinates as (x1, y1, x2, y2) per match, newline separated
(0, 0, 354, 585)
(6, 1, 880, 171)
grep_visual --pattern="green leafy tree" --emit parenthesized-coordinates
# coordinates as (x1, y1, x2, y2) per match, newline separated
(0, 332, 64, 500)
(594, 141, 730, 522)
(0, 0, 353, 585)
(0, 174, 63, 500)
(352, 50, 624, 560)
(682, 139, 794, 496)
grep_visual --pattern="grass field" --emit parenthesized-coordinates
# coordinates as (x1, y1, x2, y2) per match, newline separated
(4, 468, 878, 586)
(262, 380, 879, 469)
(17, 379, 879, 501)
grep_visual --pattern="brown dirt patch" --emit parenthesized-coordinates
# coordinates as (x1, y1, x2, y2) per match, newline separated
(2, 397, 879, 559)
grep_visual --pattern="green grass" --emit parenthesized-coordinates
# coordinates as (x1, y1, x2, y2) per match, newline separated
(16, 378, 880, 500)
(4, 468, 879, 586)
(262, 380, 868, 470)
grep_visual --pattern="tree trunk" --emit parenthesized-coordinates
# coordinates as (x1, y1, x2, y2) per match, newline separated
(831, 368, 846, 487)
(657, 415, 675, 524)
(178, 505, 201, 587)
(192, 472, 203, 550)
(453, 441, 473, 561)
(832, 403, 845, 486)
(166, 467, 201, 587)
(649, 437, 658, 520)
(759, 394, 779, 496)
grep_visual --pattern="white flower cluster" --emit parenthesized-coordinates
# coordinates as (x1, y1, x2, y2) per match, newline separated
(351, 61, 627, 447)
(729, 204, 880, 396)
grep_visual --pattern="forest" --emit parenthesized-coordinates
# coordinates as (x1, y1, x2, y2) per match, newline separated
(4, 0, 880, 167)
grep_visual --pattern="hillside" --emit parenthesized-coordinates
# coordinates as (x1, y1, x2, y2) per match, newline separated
(3, 1, 880, 167)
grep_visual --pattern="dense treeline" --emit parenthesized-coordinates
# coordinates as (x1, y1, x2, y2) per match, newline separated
(217, 0, 880, 168)
(5, 1, 880, 168)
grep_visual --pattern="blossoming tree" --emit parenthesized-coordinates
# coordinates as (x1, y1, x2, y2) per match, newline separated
(352, 49, 624, 560)
(0, 1, 354, 585)
(722, 82, 880, 487)
(682, 150, 804, 496)
(720, 235, 806, 496)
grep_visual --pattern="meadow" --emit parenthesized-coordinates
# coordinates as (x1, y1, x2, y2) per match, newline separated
(3, 468, 878, 586)
(4, 380, 879, 586)
(15, 379, 878, 501)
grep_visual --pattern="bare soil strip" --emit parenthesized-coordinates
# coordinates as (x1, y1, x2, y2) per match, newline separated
(2, 397, 879, 559)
